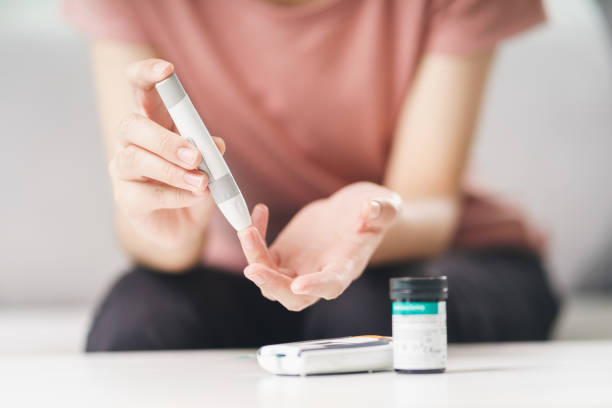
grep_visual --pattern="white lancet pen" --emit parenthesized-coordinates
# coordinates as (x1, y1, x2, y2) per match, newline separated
(155, 73, 252, 231)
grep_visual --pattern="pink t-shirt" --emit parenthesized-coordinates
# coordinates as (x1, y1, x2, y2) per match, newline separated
(65, 0, 546, 271)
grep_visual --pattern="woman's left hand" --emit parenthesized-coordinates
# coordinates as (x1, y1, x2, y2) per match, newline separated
(238, 182, 401, 311)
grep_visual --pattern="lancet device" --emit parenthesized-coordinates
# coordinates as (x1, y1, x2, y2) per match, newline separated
(155, 73, 252, 231)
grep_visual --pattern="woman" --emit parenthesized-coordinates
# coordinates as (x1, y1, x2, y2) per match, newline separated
(65, 0, 559, 351)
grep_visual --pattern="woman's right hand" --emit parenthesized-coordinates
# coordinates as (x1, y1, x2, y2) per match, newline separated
(108, 59, 225, 249)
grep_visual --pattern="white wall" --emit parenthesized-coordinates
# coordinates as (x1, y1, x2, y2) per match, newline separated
(0, 0, 610, 304)
(471, 1, 612, 291)
(0, 1, 128, 304)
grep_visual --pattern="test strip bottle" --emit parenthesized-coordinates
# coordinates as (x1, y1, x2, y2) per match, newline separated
(390, 276, 448, 374)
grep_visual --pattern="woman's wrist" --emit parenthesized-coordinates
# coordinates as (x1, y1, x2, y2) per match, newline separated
(116, 211, 208, 273)
(369, 195, 459, 265)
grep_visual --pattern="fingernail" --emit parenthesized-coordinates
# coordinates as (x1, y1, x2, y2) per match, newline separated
(191, 190, 206, 198)
(153, 61, 169, 75)
(177, 147, 199, 166)
(241, 229, 257, 251)
(369, 200, 382, 220)
(245, 269, 265, 285)
(183, 172, 204, 188)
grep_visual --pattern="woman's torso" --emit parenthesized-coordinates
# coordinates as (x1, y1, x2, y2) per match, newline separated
(65, 0, 546, 270)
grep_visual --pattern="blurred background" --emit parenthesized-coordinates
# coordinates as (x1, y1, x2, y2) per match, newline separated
(0, 0, 611, 353)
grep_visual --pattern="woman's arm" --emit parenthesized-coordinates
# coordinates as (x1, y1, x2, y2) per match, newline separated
(90, 40, 219, 271)
(371, 50, 495, 263)
(234, 51, 496, 308)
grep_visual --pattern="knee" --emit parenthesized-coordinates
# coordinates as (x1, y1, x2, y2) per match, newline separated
(429, 249, 560, 342)
(86, 268, 204, 352)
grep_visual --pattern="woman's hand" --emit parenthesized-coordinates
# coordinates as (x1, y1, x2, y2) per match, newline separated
(238, 182, 401, 311)
(108, 58, 225, 249)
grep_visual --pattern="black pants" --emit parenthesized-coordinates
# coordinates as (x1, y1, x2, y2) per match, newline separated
(86, 248, 560, 351)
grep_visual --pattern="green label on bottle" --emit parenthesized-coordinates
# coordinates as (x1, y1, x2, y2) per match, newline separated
(392, 301, 438, 315)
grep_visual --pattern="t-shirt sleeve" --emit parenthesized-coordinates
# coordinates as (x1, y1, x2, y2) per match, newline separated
(63, 0, 149, 44)
(426, 0, 546, 54)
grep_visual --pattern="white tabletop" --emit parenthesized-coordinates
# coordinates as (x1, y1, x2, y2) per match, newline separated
(2, 341, 610, 407)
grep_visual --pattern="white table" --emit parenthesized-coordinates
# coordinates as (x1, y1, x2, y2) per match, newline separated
(1, 341, 610, 407)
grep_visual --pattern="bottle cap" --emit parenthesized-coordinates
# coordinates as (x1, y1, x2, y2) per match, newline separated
(390, 276, 448, 301)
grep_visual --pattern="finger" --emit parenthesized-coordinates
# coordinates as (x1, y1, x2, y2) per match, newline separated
(126, 59, 175, 129)
(118, 113, 202, 170)
(213, 136, 226, 156)
(115, 180, 208, 214)
(126, 58, 174, 90)
(251, 203, 269, 240)
(358, 193, 402, 233)
(113, 145, 208, 194)
(238, 226, 276, 268)
(244, 264, 317, 312)
(290, 266, 350, 300)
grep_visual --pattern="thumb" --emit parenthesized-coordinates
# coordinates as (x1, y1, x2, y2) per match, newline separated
(359, 193, 402, 233)
(126, 58, 176, 130)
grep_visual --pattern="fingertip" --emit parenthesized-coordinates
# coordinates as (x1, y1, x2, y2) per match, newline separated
(190, 187, 204, 197)
(252, 203, 268, 220)
(177, 146, 202, 170)
(126, 59, 174, 88)
(243, 264, 255, 276)
(238, 225, 261, 250)
(358, 200, 377, 231)
(193, 148, 203, 169)
(152, 60, 173, 80)
(189, 172, 209, 195)
(251, 203, 270, 240)
(359, 197, 400, 232)
(290, 277, 309, 295)
(389, 192, 403, 209)
(255, 203, 269, 214)
(368, 200, 382, 220)
(244, 264, 266, 286)
(244, 262, 267, 276)
(192, 190, 209, 200)
(191, 150, 203, 170)
(213, 136, 226, 155)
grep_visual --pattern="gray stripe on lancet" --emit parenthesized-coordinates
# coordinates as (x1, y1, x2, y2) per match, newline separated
(208, 173, 240, 204)
(155, 73, 186, 109)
